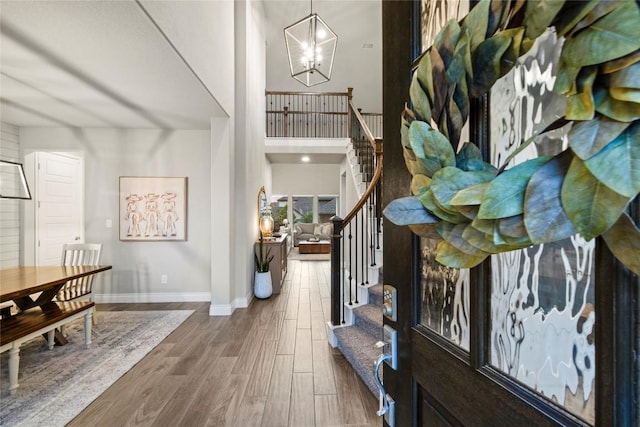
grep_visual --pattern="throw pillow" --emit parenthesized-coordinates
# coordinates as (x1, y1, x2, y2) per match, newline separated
(313, 224, 322, 236)
(294, 224, 302, 234)
(321, 223, 332, 235)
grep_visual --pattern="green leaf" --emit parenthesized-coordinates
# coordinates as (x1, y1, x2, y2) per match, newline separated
(416, 52, 435, 106)
(523, 0, 565, 41)
(409, 224, 442, 240)
(584, 121, 640, 198)
(419, 189, 467, 224)
(601, 50, 640, 74)
(430, 167, 495, 216)
(554, 0, 599, 37)
(560, 1, 640, 67)
(602, 213, 640, 275)
(498, 215, 529, 239)
(434, 19, 461, 68)
(607, 61, 640, 103)
(462, 0, 490, 52)
(435, 240, 487, 268)
(594, 86, 640, 122)
(569, 116, 630, 160)
(411, 174, 431, 196)
(456, 142, 496, 172)
(470, 31, 512, 97)
(409, 121, 457, 176)
(403, 147, 435, 177)
(478, 156, 553, 219)
(451, 181, 490, 206)
(410, 72, 432, 122)
(440, 223, 491, 257)
(471, 216, 495, 235)
(453, 204, 480, 221)
(561, 155, 630, 240)
(566, 66, 597, 120)
(383, 196, 441, 226)
(524, 150, 577, 244)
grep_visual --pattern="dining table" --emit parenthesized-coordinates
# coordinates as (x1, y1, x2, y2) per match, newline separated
(1, 265, 112, 314)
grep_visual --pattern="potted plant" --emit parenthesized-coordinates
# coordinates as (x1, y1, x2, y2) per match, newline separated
(255, 232, 274, 298)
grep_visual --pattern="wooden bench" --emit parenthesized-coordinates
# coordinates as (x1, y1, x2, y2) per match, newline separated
(0, 301, 95, 395)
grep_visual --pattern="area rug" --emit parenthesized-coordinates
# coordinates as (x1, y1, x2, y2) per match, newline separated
(0, 310, 194, 427)
(288, 247, 331, 261)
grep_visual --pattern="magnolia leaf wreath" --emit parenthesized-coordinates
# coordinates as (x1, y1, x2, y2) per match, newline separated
(383, 0, 640, 275)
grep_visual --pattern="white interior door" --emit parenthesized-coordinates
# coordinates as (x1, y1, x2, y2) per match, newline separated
(36, 152, 83, 266)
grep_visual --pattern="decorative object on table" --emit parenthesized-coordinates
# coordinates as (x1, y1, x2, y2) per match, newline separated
(284, 0, 338, 87)
(119, 176, 187, 241)
(0, 159, 31, 200)
(260, 205, 275, 238)
(257, 186, 274, 238)
(383, 0, 640, 275)
(254, 232, 274, 299)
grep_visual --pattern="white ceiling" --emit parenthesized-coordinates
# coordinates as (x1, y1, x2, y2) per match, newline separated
(0, 1, 227, 129)
(0, 0, 382, 163)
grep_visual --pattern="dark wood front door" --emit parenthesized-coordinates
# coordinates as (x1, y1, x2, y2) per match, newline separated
(381, 2, 639, 426)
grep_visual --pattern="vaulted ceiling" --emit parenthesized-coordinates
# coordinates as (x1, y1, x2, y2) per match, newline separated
(0, 0, 382, 130)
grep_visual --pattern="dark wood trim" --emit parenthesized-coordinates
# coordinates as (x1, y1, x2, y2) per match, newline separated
(265, 90, 350, 97)
(412, 328, 589, 426)
(595, 196, 640, 426)
(382, 1, 417, 426)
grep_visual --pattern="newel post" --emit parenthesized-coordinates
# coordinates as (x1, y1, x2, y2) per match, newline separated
(283, 106, 289, 137)
(330, 215, 344, 326)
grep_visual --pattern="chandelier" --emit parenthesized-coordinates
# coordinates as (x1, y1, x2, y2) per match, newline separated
(284, 1, 337, 87)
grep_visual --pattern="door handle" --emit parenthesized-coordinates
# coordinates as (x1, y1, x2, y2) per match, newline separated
(373, 325, 398, 426)
(374, 353, 392, 416)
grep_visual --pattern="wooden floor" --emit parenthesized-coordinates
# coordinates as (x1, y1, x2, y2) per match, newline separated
(70, 259, 379, 427)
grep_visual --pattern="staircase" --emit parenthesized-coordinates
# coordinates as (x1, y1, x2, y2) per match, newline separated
(327, 130, 384, 396)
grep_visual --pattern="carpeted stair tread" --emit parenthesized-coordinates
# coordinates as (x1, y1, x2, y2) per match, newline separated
(353, 304, 383, 340)
(368, 284, 383, 306)
(334, 325, 382, 396)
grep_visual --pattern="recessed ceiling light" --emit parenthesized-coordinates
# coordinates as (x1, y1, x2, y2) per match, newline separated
(301, 156, 310, 163)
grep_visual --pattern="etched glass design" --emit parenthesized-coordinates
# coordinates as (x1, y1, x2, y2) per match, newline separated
(420, 238, 470, 350)
(489, 29, 595, 424)
(419, 0, 471, 352)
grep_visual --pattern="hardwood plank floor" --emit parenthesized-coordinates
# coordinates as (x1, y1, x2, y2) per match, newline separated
(69, 259, 379, 426)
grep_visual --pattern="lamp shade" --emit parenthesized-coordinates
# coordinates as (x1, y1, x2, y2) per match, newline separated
(284, 13, 337, 87)
(260, 215, 274, 237)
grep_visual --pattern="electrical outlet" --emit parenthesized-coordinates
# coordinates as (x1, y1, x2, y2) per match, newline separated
(161, 274, 168, 284)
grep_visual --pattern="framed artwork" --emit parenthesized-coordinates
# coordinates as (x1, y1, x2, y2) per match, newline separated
(119, 176, 187, 241)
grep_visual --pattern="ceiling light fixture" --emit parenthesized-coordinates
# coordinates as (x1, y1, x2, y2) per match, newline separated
(301, 156, 310, 163)
(284, 0, 337, 87)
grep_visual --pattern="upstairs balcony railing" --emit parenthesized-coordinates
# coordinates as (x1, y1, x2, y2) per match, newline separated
(266, 88, 382, 139)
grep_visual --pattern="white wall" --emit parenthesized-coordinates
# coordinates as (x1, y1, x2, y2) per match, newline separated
(233, 0, 268, 308)
(140, 0, 235, 117)
(271, 164, 340, 196)
(0, 122, 22, 268)
(19, 127, 212, 302)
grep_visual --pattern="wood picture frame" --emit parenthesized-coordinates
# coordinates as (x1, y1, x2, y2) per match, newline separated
(119, 176, 187, 241)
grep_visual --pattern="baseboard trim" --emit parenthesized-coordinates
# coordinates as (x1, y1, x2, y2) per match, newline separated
(94, 292, 211, 304)
(209, 294, 252, 316)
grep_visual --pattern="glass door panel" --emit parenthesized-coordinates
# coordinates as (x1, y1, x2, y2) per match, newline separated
(488, 29, 595, 424)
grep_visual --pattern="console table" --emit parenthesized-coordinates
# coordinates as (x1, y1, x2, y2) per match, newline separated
(254, 234, 288, 294)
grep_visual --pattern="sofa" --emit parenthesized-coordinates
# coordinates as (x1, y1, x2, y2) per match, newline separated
(293, 222, 332, 246)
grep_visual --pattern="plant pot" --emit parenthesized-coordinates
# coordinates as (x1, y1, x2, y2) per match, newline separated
(254, 271, 273, 299)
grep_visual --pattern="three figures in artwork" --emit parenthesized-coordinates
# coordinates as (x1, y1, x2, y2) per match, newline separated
(125, 192, 178, 237)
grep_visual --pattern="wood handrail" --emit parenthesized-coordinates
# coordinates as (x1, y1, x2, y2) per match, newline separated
(342, 141, 382, 225)
(348, 100, 377, 151)
(265, 110, 349, 115)
(266, 88, 353, 98)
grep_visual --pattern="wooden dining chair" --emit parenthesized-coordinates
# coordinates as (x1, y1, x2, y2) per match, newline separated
(57, 243, 102, 335)
(57, 243, 103, 302)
